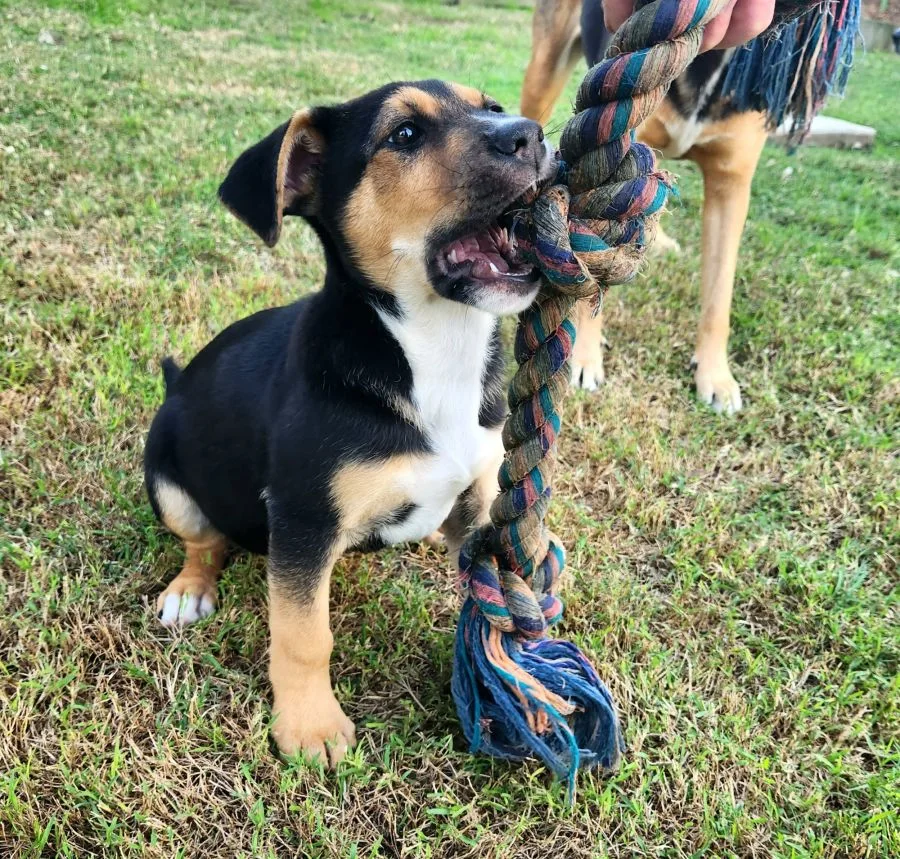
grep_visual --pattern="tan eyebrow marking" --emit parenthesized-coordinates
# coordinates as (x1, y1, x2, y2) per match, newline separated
(450, 83, 488, 109)
(387, 87, 441, 118)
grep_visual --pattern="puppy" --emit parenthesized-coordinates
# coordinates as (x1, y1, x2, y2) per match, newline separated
(144, 81, 556, 764)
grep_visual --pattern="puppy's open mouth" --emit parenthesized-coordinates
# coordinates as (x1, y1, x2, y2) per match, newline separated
(429, 201, 541, 303)
(433, 221, 535, 285)
(426, 169, 555, 311)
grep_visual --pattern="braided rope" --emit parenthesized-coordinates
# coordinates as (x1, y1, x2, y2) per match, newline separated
(451, 0, 733, 795)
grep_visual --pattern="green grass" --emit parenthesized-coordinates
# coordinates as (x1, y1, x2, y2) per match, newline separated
(1, 1, 898, 856)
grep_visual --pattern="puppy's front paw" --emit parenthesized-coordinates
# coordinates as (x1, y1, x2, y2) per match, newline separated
(156, 577, 217, 627)
(692, 354, 742, 415)
(570, 333, 608, 392)
(272, 689, 356, 767)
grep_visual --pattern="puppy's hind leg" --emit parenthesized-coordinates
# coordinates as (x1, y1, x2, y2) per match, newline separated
(151, 477, 226, 627)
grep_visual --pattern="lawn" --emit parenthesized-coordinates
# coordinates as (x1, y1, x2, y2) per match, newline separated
(1, 1, 898, 856)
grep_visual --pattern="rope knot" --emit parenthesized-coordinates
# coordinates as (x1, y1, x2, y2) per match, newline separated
(521, 143, 673, 299)
(459, 529, 565, 640)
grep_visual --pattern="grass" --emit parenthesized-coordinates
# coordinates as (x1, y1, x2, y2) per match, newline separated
(1, 0, 898, 856)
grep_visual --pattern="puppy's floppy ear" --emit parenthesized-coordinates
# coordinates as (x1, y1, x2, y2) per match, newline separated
(218, 109, 324, 247)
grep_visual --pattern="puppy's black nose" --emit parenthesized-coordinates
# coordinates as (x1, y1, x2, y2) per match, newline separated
(485, 116, 545, 159)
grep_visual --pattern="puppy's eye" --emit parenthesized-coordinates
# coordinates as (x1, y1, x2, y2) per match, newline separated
(487, 103, 504, 113)
(387, 122, 422, 148)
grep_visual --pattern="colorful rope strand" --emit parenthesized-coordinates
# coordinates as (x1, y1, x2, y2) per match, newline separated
(451, 0, 736, 797)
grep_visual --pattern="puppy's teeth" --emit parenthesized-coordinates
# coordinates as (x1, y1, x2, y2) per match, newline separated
(489, 262, 500, 273)
(448, 249, 458, 264)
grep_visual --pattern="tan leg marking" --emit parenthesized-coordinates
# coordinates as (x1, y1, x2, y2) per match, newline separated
(571, 299, 608, 391)
(520, 0, 582, 123)
(687, 110, 767, 415)
(268, 571, 355, 767)
(330, 455, 421, 546)
(268, 455, 423, 763)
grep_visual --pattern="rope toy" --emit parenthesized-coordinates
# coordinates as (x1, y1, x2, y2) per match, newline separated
(451, 0, 855, 798)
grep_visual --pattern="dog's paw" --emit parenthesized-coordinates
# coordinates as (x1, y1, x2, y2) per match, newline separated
(423, 530, 446, 549)
(570, 334, 608, 392)
(649, 226, 681, 257)
(156, 577, 217, 627)
(692, 355, 742, 415)
(273, 692, 356, 768)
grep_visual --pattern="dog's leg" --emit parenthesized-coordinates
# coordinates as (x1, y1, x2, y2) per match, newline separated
(153, 478, 227, 627)
(266, 453, 417, 765)
(638, 112, 682, 259)
(441, 430, 504, 558)
(570, 299, 608, 391)
(521, 0, 583, 123)
(687, 111, 767, 415)
(268, 554, 355, 767)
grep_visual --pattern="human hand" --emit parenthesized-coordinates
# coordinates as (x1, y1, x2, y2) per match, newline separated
(603, 0, 777, 52)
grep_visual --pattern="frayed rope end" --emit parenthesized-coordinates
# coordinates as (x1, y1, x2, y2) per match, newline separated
(451, 599, 624, 802)
(721, 0, 861, 147)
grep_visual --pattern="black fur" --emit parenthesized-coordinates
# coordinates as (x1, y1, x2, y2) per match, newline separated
(160, 356, 182, 395)
(667, 49, 735, 124)
(478, 323, 507, 428)
(218, 120, 291, 246)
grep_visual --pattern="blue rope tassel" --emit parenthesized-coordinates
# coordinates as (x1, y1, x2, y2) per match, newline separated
(722, 0, 861, 145)
(452, 601, 623, 798)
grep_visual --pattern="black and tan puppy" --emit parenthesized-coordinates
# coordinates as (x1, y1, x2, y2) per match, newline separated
(144, 81, 555, 764)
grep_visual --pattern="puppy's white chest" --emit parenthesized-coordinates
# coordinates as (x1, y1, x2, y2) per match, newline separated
(377, 301, 501, 544)
(387, 415, 497, 545)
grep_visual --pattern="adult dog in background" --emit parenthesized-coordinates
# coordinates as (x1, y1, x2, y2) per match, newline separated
(522, 0, 769, 414)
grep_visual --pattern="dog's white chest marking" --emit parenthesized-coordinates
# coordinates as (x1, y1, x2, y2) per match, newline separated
(657, 55, 731, 159)
(377, 297, 502, 544)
